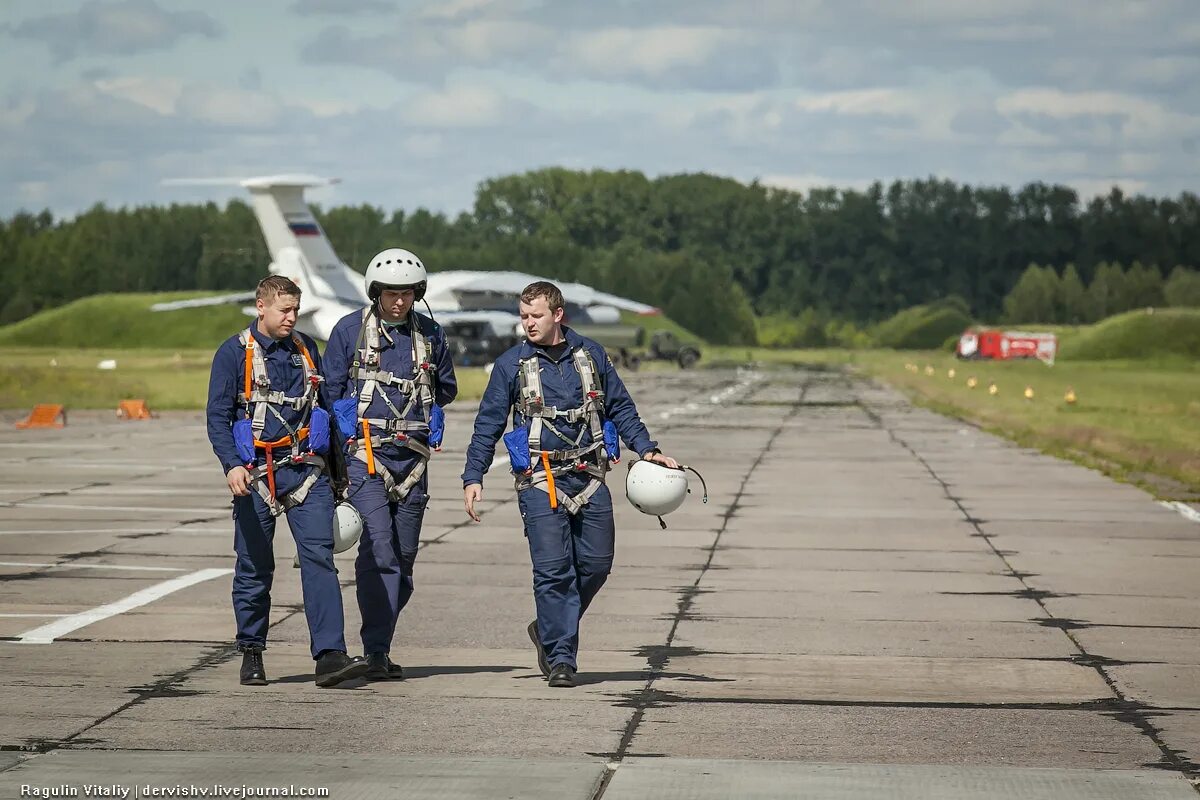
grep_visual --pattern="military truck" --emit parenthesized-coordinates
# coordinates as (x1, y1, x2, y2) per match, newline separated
(572, 325, 701, 370)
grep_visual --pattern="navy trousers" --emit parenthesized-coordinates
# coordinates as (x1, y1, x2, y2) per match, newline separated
(519, 473, 615, 670)
(347, 457, 427, 655)
(232, 465, 346, 659)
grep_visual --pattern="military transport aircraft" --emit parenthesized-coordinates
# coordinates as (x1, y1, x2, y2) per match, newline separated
(154, 175, 658, 359)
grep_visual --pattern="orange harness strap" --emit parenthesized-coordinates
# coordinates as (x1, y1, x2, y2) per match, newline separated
(540, 450, 557, 509)
(243, 339, 254, 399)
(362, 419, 376, 476)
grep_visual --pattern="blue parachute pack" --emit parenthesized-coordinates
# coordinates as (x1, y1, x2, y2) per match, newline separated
(332, 396, 443, 448)
(504, 419, 620, 474)
(307, 407, 331, 454)
(332, 397, 359, 442)
(232, 407, 330, 465)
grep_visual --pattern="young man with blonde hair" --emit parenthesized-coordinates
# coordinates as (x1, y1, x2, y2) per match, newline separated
(206, 275, 366, 688)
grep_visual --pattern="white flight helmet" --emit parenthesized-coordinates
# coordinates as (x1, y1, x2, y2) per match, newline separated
(364, 248, 427, 301)
(332, 502, 364, 554)
(627, 459, 708, 530)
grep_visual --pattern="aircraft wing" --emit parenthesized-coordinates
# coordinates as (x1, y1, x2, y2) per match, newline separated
(150, 292, 256, 311)
(425, 271, 660, 315)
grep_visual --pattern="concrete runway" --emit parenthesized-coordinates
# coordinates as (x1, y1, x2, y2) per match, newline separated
(0, 367, 1197, 798)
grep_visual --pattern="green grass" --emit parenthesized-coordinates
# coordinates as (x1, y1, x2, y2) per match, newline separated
(871, 301, 973, 349)
(0, 347, 490, 411)
(617, 310, 705, 344)
(1057, 307, 1200, 360)
(0, 292, 254, 349)
(848, 350, 1200, 499)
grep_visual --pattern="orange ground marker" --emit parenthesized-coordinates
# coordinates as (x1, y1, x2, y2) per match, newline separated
(15, 404, 66, 429)
(116, 399, 153, 420)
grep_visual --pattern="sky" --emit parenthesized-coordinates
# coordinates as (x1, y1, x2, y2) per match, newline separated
(1, 0, 1198, 219)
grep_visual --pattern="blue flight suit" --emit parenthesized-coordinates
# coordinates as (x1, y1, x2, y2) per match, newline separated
(462, 326, 657, 671)
(206, 325, 347, 659)
(323, 309, 457, 656)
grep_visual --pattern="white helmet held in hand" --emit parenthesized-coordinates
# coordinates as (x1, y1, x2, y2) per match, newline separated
(332, 502, 363, 554)
(626, 459, 691, 518)
(364, 248, 427, 301)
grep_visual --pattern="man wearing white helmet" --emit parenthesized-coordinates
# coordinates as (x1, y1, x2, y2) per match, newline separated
(461, 281, 677, 688)
(323, 248, 457, 681)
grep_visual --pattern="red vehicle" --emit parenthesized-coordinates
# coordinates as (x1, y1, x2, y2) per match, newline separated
(957, 328, 1058, 365)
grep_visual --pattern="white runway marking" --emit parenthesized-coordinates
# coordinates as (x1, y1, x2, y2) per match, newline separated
(0, 488, 222, 497)
(13, 567, 233, 644)
(0, 443, 112, 450)
(0, 561, 189, 572)
(0, 528, 169, 536)
(0, 460, 211, 472)
(0, 501, 225, 514)
(660, 370, 765, 420)
(1160, 501, 1200, 524)
(489, 454, 509, 471)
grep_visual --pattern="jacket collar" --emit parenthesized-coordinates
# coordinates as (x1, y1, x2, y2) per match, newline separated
(519, 325, 582, 361)
(250, 323, 291, 352)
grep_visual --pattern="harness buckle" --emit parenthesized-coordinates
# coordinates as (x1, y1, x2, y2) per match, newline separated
(574, 462, 588, 472)
(587, 391, 598, 399)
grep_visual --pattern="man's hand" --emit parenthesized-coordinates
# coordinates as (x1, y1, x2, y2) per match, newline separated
(226, 466, 253, 496)
(464, 483, 483, 522)
(646, 452, 680, 469)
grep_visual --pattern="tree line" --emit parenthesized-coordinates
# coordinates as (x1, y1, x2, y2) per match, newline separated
(1003, 262, 1200, 324)
(1, 168, 1198, 344)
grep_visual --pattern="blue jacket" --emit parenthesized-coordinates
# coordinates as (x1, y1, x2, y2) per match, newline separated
(323, 308, 457, 474)
(462, 326, 657, 486)
(206, 325, 328, 474)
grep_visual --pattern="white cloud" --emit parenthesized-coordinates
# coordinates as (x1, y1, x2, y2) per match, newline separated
(10, 0, 222, 61)
(567, 26, 732, 76)
(794, 88, 916, 115)
(997, 86, 1200, 146)
(176, 85, 283, 128)
(760, 173, 878, 194)
(1070, 177, 1150, 200)
(289, 0, 393, 15)
(406, 84, 508, 127)
(93, 76, 181, 114)
(418, 0, 513, 21)
(446, 19, 551, 59)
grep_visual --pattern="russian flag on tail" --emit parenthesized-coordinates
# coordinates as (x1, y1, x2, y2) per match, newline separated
(289, 221, 321, 236)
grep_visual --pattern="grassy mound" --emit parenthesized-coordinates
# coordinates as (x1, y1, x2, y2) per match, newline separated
(872, 300, 973, 350)
(0, 292, 253, 349)
(1057, 308, 1200, 360)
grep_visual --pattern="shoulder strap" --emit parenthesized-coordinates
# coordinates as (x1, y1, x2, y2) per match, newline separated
(572, 347, 606, 445)
(239, 328, 270, 440)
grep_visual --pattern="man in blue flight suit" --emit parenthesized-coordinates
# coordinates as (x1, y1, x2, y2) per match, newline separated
(462, 281, 678, 688)
(323, 248, 457, 681)
(206, 275, 367, 688)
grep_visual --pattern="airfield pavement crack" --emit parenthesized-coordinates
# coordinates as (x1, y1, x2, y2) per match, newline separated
(855, 378, 1200, 782)
(588, 371, 811, 800)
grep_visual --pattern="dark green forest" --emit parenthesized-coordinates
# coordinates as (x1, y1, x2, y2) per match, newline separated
(2, 168, 1198, 345)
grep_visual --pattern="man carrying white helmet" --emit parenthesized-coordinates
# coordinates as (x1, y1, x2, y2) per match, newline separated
(323, 248, 458, 681)
(206, 276, 368, 688)
(461, 281, 677, 688)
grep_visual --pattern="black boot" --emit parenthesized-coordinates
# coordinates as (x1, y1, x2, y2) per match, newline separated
(527, 620, 550, 678)
(239, 647, 266, 686)
(364, 652, 405, 681)
(315, 650, 368, 688)
(548, 663, 575, 688)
